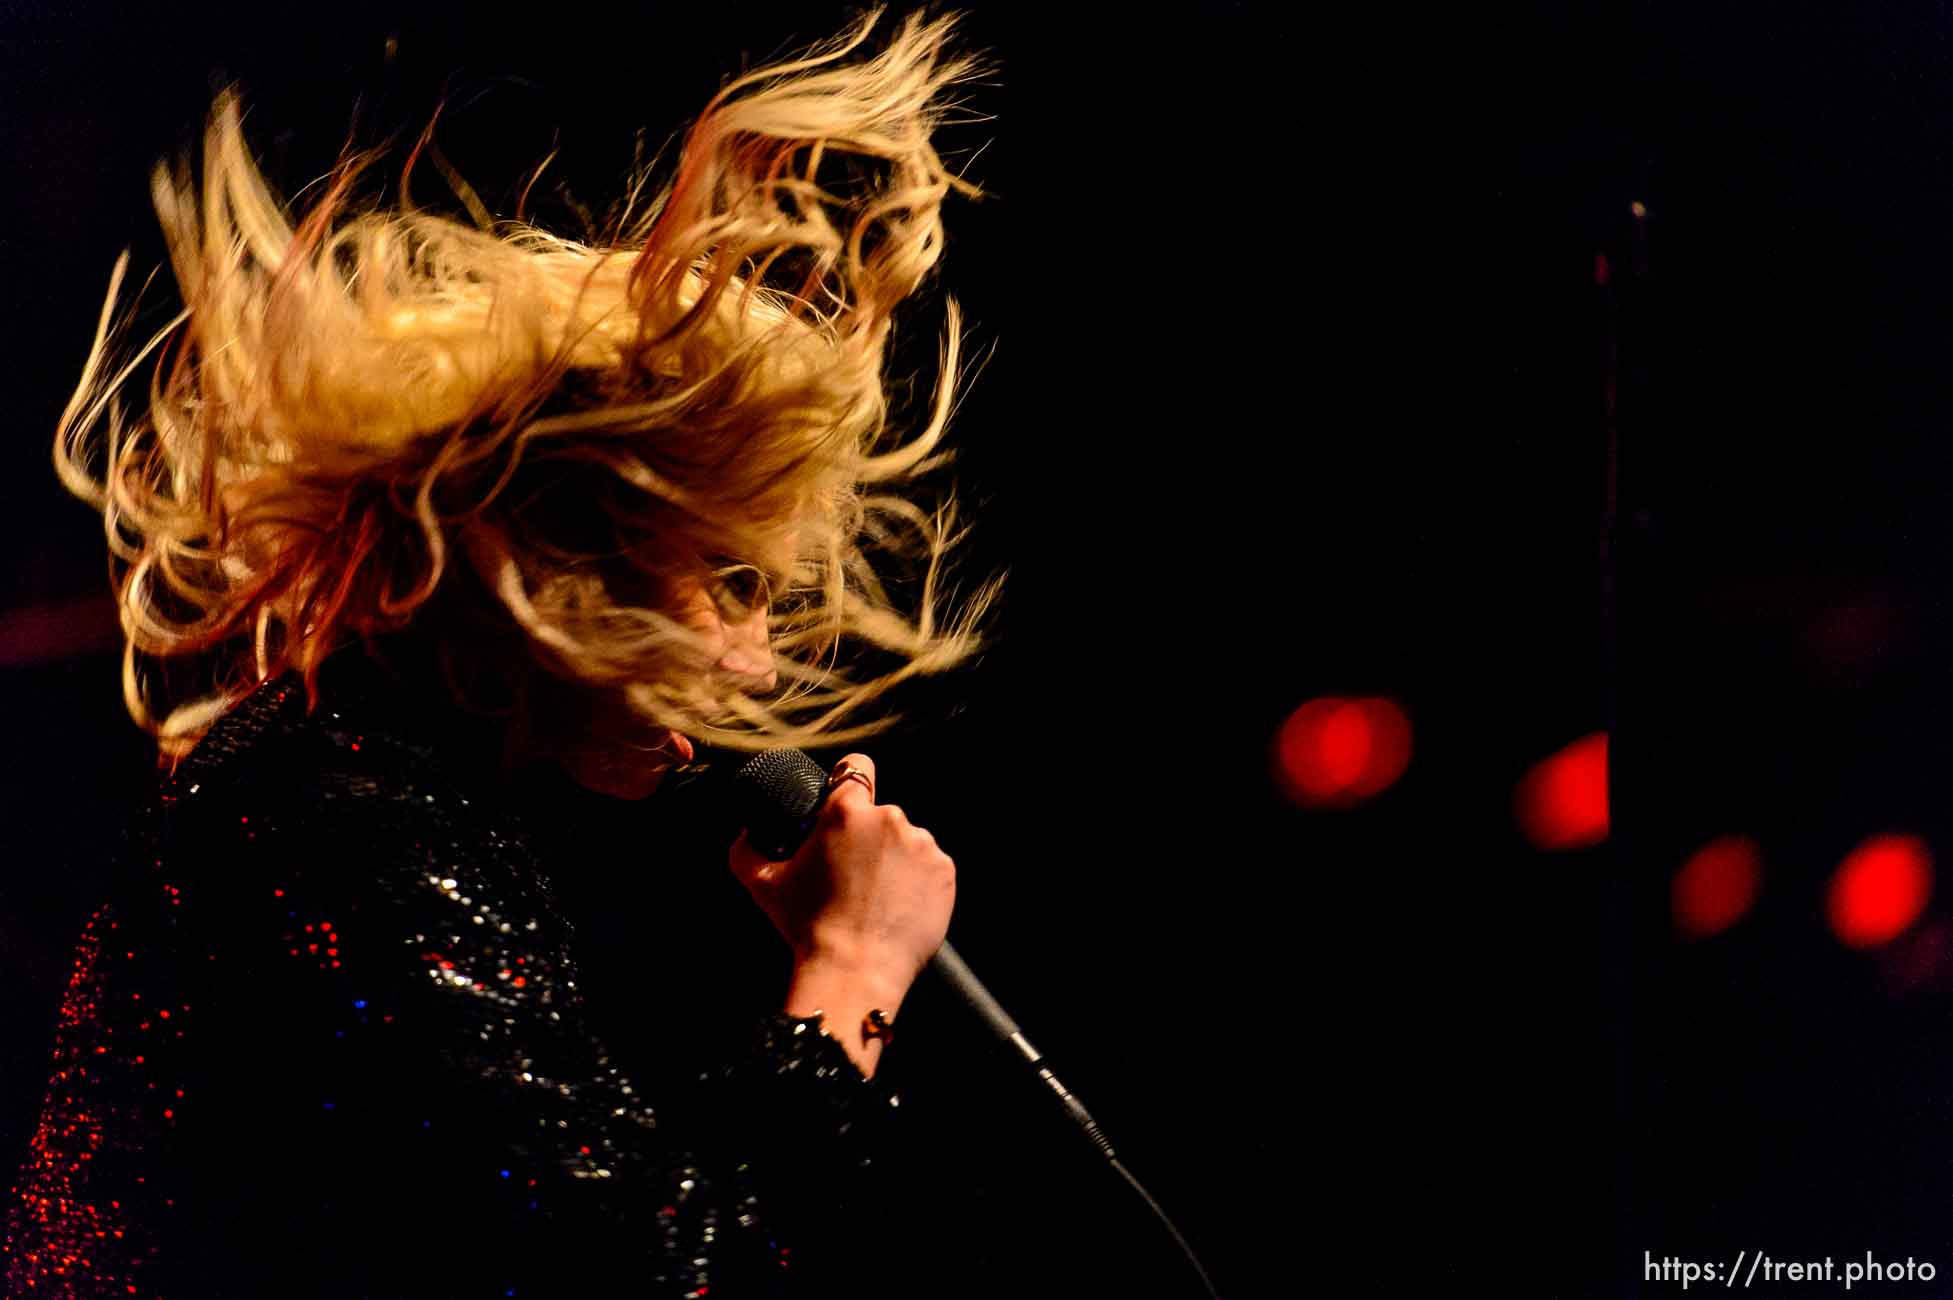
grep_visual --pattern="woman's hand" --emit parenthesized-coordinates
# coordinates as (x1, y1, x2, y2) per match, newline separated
(728, 753, 955, 1076)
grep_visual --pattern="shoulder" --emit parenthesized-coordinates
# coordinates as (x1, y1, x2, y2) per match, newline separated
(166, 675, 313, 792)
(120, 672, 595, 1117)
(139, 669, 569, 978)
(165, 670, 472, 806)
(155, 667, 524, 853)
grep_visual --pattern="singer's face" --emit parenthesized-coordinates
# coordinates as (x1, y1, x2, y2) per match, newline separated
(690, 558, 781, 693)
(559, 543, 785, 801)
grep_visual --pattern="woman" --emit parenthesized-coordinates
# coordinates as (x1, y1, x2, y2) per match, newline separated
(3, 8, 997, 1296)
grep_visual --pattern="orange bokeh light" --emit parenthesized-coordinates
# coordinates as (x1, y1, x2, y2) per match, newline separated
(1673, 834, 1762, 939)
(1515, 732, 1609, 850)
(1272, 696, 1413, 807)
(1828, 833, 1933, 949)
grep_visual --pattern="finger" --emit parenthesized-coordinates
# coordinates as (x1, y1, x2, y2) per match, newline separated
(727, 829, 785, 886)
(824, 752, 878, 809)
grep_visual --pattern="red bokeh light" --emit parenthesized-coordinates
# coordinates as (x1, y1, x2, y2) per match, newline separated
(1515, 732, 1609, 850)
(1828, 833, 1932, 949)
(1272, 696, 1413, 807)
(1673, 834, 1762, 939)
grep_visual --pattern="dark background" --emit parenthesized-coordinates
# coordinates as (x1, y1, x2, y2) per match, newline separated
(12, 1, 1953, 1296)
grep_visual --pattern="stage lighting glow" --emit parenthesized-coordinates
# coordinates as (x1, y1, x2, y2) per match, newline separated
(1673, 834, 1762, 939)
(1828, 833, 1932, 949)
(1272, 696, 1413, 807)
(1515, 732, 1609, 850)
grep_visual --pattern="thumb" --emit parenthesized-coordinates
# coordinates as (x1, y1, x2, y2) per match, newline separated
(728, 828, 786, 888)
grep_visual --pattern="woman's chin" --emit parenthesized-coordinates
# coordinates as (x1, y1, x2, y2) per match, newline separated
(572, 762, 670, 802)
(559, 731, 691, 801)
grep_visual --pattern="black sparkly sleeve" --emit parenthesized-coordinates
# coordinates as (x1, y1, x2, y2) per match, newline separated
(158, 720, 907, 1298)
(673, 1011, 912, 1288)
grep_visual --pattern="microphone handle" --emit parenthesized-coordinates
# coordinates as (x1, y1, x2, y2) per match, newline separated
(930, 941, 1023, 1049)
(932, 946, 1225, 1297)
(929, 940, 1115, 1162)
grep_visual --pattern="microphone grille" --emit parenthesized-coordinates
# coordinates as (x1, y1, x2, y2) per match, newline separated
(730, 749, 828, 861)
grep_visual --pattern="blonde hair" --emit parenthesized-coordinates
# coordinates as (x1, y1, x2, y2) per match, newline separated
(54, 7, 1000, 767)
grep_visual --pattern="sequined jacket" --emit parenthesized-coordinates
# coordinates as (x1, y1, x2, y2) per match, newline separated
(1, 658, 910, 1299)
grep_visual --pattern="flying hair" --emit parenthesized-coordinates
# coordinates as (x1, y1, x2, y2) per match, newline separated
(54, 7, 1002, 767)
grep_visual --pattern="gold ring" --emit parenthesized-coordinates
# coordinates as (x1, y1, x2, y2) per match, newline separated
(827, 764, 874, 797)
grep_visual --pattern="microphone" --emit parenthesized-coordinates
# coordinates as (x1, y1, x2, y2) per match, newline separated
(728, 747, 1223, 1299)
